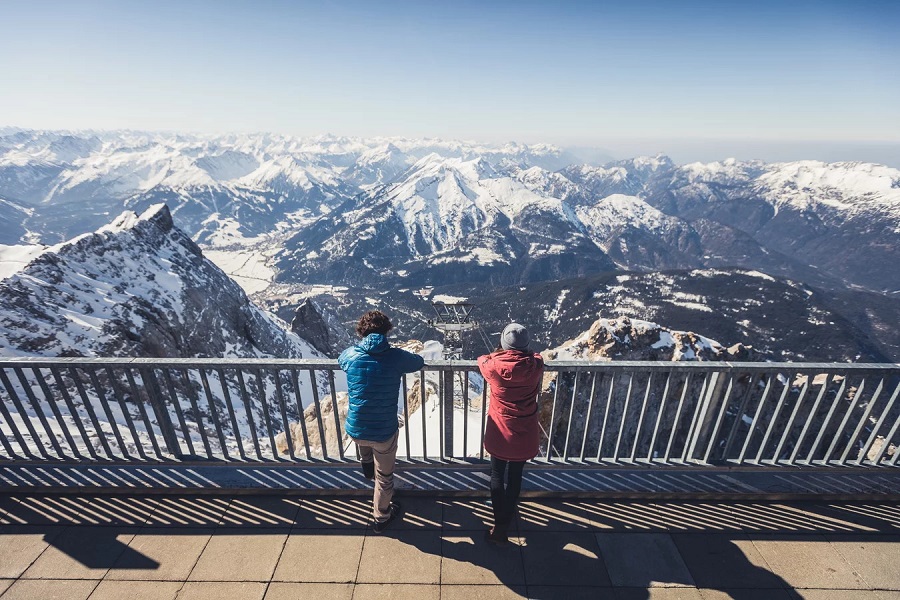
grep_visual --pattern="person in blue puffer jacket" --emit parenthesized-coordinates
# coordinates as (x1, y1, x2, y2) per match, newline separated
(338, 310, 424, 532)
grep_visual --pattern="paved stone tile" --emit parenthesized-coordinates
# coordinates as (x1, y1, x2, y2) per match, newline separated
(654, 502, 744, 533)
(671, 534, 786, 589)
(106, 528, 213, 581)
(794, 503, 900, 535)
(144, 496, 231, 527)
(524, 587, 606, 600)
(356, 530, 441, 584)
(291, 497, 372, 529)
(580, 501, 670, 532)
(728, 503, 819, 534)
(0, 526, 61, 578)
(700, 589, 793, 599)
(351, 583, 440, 599)
(440, 498, 505, 531)
(0, 579, 98, 600)
(0, 495, 98, 526)
(441, 533, 525, 585)
(218, 496, 301, 528)
(81, 496, 160, 526)
(88, 580, 182, 600)
(21, 526, 137, 579)
(750, 534, 868, 590)
(0, 580, 13, 596)
(263, 583, 354, 600)
(615, 589, 705, 600)
(272, 530, 364, 583)
(441, 584, 528, 599)
(175, 582, 267, 600)
(518, 500, 595, 531)
(788, 591, 899, 599)
(596, 532, 694, 587)
(520, 531, 611, 587)
(388, 496, 442, 530)
(821, 535, 900, 590)
(188, 529, 287, 581)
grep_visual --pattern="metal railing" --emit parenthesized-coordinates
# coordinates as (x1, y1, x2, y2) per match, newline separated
(0, 358, 898, 467)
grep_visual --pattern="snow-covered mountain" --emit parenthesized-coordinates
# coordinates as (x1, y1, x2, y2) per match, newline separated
(0, 203, 320, 359)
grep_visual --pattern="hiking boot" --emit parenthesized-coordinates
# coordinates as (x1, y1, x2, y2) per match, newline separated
(484, 527, 509, 545)
(361, 461, 375, 480)
(372, 502, 403, 533)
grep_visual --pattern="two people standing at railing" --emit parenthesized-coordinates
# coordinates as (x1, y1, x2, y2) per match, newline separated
(340, 310, 544, 539)
(478, 323, 544, 544)
(338, 310, 424, 533)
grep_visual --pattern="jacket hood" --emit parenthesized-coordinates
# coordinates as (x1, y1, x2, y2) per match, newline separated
(359, 333, 390, 354)
(490, 350, 543, 381)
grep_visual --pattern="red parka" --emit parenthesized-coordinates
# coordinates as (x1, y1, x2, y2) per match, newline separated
(478, 350, 545, 462)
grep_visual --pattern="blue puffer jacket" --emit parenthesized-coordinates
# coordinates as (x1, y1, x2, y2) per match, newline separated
(338, 333, 425, 442)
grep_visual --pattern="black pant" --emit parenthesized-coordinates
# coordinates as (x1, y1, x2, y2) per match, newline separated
(490, 457, 525, 534)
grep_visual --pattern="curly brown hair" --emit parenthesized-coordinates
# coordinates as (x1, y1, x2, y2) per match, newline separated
(356, 310, 393, 337)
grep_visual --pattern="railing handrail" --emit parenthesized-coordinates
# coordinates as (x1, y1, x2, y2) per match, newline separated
(1, 357, 898, 372)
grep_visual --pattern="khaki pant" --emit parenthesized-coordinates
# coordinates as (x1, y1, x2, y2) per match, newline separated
(354, 430, 398, 522)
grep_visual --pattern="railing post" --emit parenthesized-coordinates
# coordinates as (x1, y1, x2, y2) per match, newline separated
(686, 369, 727, 463)
(443, 368, 454, 460)
(140, 367, 183, 459)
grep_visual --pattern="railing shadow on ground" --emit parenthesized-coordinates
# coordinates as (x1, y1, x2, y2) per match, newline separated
(1, 493, 897, 599)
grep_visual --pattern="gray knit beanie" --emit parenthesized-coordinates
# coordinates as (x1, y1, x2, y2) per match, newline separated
(500, 323, 530, 351)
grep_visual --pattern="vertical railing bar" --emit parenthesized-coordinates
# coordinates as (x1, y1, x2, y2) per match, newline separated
(420, 369, 428, 461)
(87, 367, 130, 459)
(703, 373, 735, 464)
(111, 367, 154, 460)
(0, 369, 32, 458)
(580, 372, 601, 462)
(0, 395, 18, 457)
(648, 371, 673, 462)
(680, 373, 710, 462)
(874, 408, 900, 464)
(722, 373, 760, 459)
(218, 368, 248, 461)
(162, 368, 194, 457)
(198, 368, 231, 460)
(563, 370, 580, 461)
(824, 376, 867, 465)
(236, 369, 263, 461)
(438, 370, 445, 462)
(807, 375, 849, 464)
(764, 372, 807, 464)
(737, 374, 775, 463)
(840, 377, 885, 465)
(596, 373, 616, 462)
(327, 370, 345, 461)
(663, 373, 693, 463)
(139, 367, 182, 459)
(271, 368, 296, 461)
(124, 368, 164, 459)
(181, 368, 213, 459)
(31, 366, 80, 458)
(402, 373, 411, 461)
(255, 368, 281, 461)
(48, 366, 96, 459)
(289, 369, 313, 461)
(478, 373, 487, 461)
(67, 366, 113, 459)
(462, 371, 469, 460)
(307, 368, 328, 460)
(790, 373, 834, 464)
(613, 373, 635, 461)
(858, 380, 899, 465)
(629, 372, 653, 462)
(545, 372, 562, 462)
(12, 367, 63, 458)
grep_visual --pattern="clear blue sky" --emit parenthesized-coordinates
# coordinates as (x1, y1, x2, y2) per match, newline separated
(2, 0, 899, 156)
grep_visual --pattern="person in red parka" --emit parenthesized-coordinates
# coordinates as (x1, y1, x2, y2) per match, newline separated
(478, 322, 544, 544)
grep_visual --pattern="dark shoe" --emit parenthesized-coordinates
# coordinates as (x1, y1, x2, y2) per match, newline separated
(372, 502, 403, 533)
(361, 461, 375, 480)
(484, 527, 509, 545)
